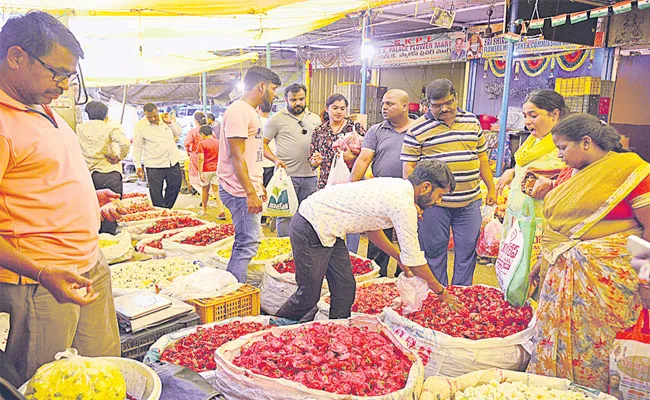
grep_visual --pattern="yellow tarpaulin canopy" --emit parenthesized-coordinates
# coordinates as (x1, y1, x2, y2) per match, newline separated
(1, 0, 402, 86)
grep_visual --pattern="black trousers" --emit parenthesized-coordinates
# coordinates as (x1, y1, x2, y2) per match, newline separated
(91, 171, 123, 234)
(146, 164, 182, 209)
(366, 228, 402, 277)
(276, 213, 356, 321)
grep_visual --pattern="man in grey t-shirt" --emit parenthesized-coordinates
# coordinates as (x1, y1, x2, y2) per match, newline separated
(263, 83, 322, 237)
(350, 89, 415, 276)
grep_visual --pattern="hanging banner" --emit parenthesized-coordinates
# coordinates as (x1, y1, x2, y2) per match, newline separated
(608, 6, 650, 46)
(373, 32, 466, 67)
(612, 1, 632, 14)
(480, 36, 587, 59)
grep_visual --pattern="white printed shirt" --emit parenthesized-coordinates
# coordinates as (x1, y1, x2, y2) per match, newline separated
(76, 120, 130, 174)
(132, 118, 182, 168)
(299, 177, 427, 267)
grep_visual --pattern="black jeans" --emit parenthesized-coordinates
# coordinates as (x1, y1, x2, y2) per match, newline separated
(366, 227, 402, 277)
(91, 171, 123, 234)
(146, 164, 182, 209)
(276, 213, 356, 321)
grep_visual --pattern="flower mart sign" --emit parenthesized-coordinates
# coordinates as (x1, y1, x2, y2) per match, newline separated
(373, 33, 467, 67)
(480, 36, 586, 58)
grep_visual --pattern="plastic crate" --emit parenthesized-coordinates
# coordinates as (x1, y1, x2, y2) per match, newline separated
(187, 284, 260, 324)
(120, 312, 200, 360)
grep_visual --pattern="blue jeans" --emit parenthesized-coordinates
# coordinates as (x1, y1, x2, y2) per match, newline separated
(346, 233, 360, 253)
(277, 176, 318, 237)
(219, 188, 261, 283)
(418, 199, 482, 287)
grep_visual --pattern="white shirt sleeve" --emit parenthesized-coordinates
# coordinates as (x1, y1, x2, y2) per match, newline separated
(390, 199, 427, 267)
(132, 124, 144, 167)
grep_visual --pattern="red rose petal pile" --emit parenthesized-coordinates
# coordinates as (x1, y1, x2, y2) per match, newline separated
(124, 202, 155, 214)
(120, 209, 181, 223)
(180, 225, 235, 246)
(161, 321, 271, 372)
(273, 255, 373, 276)
(144, 232, 180, 250)
(122, 192, 148, 199)
(398, 285, 533, 340)
(145, 217, 204, 234)
(325, 282, 398, 315)
(233, 323, 413, 396)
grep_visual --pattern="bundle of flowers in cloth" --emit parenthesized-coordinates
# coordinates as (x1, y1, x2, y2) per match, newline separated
(109, 257, 201, 297)
(419, 368, 616, 400)
(98, 231, 133, 264)
(214, 315, 424, 400)
(135, 231, 182, 257)
(259, 252, 380, 315)
(212, 237, 292, 287)
(118, 208, 196, 229)
(127, 216, 213, 241)
(160, 224, 235, 265)
(316, 278, 398, 320)
(144, 316, 295, 383)
(382, 284, 535, 378)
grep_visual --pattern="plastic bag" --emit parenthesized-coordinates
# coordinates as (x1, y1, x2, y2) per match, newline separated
(24, 348, 126, 400)
(213, 315, 424, 400)
(495, 197, 537, 306)
(316, 277, 397, 321)
(609, 308, 650, 400)
(477, 211, 503, 258)
(396, 274, 430, 314)
(326, 151, 351, 187)
(159, 267, 242, 301)
(262, 168, 298, 218)
(99, 231, 134, 264)
(148, 361, 223, 400)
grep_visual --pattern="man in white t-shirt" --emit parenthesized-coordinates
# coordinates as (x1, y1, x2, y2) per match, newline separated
(276, 159, 463, 321)
(217, 66, 281, 283)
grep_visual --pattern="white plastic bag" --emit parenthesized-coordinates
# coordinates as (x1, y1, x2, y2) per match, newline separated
(159, 267, 242, 301)
(214, 315, 424, 400)
(396, 274, 430, 314)
(262, 168, 298, 218)
(326, 151, 351, 187)
(99, 231, 133, 264)
(382, 286, 535, 379)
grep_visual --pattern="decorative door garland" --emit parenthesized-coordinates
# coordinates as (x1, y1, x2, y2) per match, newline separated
(483, 49, 594, 79)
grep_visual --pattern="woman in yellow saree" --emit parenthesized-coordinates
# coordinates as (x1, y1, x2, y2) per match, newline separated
(527, 113, 650, 391)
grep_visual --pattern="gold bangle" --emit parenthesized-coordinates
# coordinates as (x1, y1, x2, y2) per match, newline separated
(37, 265, 48, 284)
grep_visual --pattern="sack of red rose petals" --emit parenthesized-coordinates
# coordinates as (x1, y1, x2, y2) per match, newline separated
(130, 218, 214, 241)
(316, 277, 398, 321)
(162, 224, 235, 265)
(382, 285, 535, 378)
(213, 315, 424, 400)
(145, 316, 291, 383)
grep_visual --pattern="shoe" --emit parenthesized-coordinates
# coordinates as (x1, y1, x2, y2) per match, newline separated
(198, 210, 206, 216)
(217, 212, 226, 220)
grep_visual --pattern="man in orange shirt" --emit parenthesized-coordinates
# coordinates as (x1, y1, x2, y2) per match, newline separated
(0, 11, 124, 386)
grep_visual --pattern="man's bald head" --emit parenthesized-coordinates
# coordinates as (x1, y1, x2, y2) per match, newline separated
(382, 89, 410, 123)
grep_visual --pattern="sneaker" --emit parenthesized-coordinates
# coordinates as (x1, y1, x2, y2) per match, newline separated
(198, 210, 207, 216)
(217, 212, 226, 220)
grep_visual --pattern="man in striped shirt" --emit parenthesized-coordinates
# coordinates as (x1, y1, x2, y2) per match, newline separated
(402, 79, 496, 286)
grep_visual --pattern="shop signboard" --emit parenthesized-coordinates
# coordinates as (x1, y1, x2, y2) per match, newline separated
(473, 35, 587, 59)
(373, 32, 466, 67)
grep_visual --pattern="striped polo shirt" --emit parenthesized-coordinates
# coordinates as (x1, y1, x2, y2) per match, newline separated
(401, 109, 487, 208)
